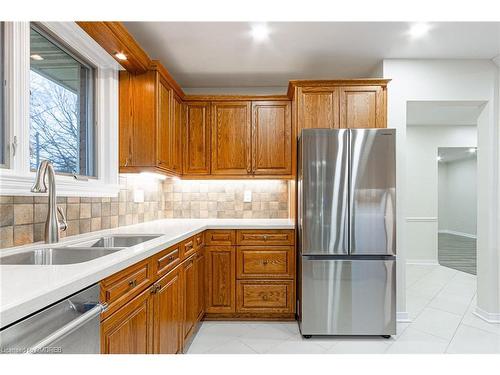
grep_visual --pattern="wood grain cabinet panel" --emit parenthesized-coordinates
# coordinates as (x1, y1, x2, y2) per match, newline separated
(153, 267, 182, 354)
(211, 101, 252, 175)
(157, 78, 173, 170)
(183, 102, 211, 175)
(297, 87, 339, 131)
(339, 86, 386, 129)
(237, 246, 295, 279)
(251, 101, 292, 175)
(181, 237, 196, 260)
(172, 94, 184, 174)
(206, 246, 236, 313)
(100, 258, 153, 319)
(181, 255, 198, 342)
(153, 244, 181, 279)
(101, 287, 153, 354)
(205, 230, 236, 246)
(195, 250, 205, 322)
(237, 229, 295, 246)
(236, 280, 294, 313)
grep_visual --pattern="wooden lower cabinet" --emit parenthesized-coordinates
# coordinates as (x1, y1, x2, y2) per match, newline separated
(181, 255, 197, 342)
(196, 250, 205, 321)
(152, 267, 183, 354)
(205, 246, 236, 313)
(236, 280, 294, 314)
(101, 286, 153, 354)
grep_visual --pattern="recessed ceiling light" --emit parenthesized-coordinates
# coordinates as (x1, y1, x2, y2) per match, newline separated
(437, 156, 442, 161)
(408, 22, 432, 39)
(250, 23, 270, 42)
(469, 147, 477, 153)
(30, 54, 44, 61)
(114, 52, 128, 61)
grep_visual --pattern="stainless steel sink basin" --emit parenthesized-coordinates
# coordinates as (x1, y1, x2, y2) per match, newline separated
(82, 235, 161, 248)
(0, 247, 123, 265)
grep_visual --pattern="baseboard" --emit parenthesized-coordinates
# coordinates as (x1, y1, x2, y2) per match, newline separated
(474, 306, 500, 324)
(406, 259, 439, 266)
(396, 311, 411, 323)
(438, 229, 477, 239)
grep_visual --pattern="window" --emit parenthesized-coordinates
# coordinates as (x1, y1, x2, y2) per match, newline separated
(0, 22, 5, 167)
(29, 24, 96, 177)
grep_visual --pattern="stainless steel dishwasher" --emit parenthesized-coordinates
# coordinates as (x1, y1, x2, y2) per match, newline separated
(0, 284, 106, 354)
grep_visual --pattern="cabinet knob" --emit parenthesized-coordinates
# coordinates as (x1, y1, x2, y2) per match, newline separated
(262, 294, 268, 301)
(128, 279, 137, 288)
(262, 260, 268, 266)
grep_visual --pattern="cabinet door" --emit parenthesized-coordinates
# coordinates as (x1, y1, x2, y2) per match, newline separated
(172, 94, 184, 174)
(297, 87, 339, 132)
(101, 287, 153, 354)
(211, 101, 251, 175)
(339, 86, 386, 128)
(184, 102, 211, 175)
(182, 255, 198, 341)
(196, 250, 205, 321)
(153, 267, 183, 354)
(157, 78, 173, 170)
(252, 101, 292, 175)
(206, 246, 236, 313)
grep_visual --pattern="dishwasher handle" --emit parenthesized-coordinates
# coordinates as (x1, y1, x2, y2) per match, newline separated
(28, 303, 107, 354)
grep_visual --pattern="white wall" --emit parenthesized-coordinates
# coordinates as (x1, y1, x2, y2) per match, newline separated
(406, 125, 477, 262)
(382, 59, 499, 320)
(439, 157, 477, 237)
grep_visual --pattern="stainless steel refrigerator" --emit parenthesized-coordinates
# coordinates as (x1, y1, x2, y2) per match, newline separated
(297, 128, 396, 337)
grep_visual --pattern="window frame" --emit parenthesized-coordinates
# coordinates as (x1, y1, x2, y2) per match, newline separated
(0, 22, 121, 197)
(0, 22, 7, 168)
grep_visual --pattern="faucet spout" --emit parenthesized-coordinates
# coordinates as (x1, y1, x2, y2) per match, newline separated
(31, 160, 68, 244)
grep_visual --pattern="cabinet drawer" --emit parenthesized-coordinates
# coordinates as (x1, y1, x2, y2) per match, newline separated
(100, 258, 153, 319)
(236, 230, 294, 245)
(236, 280, 294, 313)
(153, 244, 181, 278)
(237, 246, 294, 279)
(181, 237, 196, 260)
(194, 232, 205, 248)
(205, 230, 236, 245)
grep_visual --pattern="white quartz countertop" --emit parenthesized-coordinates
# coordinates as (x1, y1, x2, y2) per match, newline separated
(0, 218, 294, 328)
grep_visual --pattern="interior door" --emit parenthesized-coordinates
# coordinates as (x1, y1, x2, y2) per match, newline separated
(349, 129, 396, 255)
(298, 129, 349, 255)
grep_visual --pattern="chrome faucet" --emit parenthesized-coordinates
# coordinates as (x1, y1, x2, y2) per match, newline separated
(31, 160, 68, 243)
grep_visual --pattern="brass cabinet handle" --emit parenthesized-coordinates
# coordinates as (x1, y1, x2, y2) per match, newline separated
(262, 294, 268, 301)
(262, 260, 268, 266)
(128, 279, 137, 288)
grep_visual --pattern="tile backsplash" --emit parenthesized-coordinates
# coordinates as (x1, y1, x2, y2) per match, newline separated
(0, 176, 290, 249)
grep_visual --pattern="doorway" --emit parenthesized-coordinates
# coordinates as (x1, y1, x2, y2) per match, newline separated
(437, 147, 477, 274)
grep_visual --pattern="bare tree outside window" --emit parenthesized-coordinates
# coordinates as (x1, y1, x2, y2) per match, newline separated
(29, 24, 95, 177)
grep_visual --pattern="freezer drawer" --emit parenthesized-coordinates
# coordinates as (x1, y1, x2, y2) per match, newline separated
(299, 257, 396, 336)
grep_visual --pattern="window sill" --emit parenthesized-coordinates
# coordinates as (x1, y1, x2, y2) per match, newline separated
(0, 172, 120, 197)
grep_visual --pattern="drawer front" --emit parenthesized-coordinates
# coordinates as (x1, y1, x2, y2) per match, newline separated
(237, 246, 295, 279)
(194, 232, 205, 249)
(236, 280, 294, 313)
(100, 258, 153, 318)
(236, 230, 294, 246)
(154, 244, 181, 278)
(205, 230, 236, 245)
(181, 237, 196, 260)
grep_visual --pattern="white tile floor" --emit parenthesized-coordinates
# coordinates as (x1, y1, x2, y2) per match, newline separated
(187, 264, 500, 354)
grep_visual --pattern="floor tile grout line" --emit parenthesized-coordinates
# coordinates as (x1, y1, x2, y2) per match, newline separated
(443, 291, 478, 353)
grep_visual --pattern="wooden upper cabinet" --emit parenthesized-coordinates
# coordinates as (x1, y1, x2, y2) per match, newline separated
(211, 101, 252, 175)
(157, 78, 173, 170)
(118, 69, 181, 176)
(183, 102, 211, 175)
(339, 85, 386, 129)
(172, 94, 183, 174)
(251, 101, 292, 175)
(297, 86, 339, 132)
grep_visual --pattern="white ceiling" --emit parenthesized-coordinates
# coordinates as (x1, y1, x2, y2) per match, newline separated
(406, 101, 486, 126)
(123, 22, 500, 88)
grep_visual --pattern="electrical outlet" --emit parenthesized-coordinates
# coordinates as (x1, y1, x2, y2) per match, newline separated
(243, 190, 252, 203)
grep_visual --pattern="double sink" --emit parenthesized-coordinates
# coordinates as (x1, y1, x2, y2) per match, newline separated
(0, 235, 162, 265)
